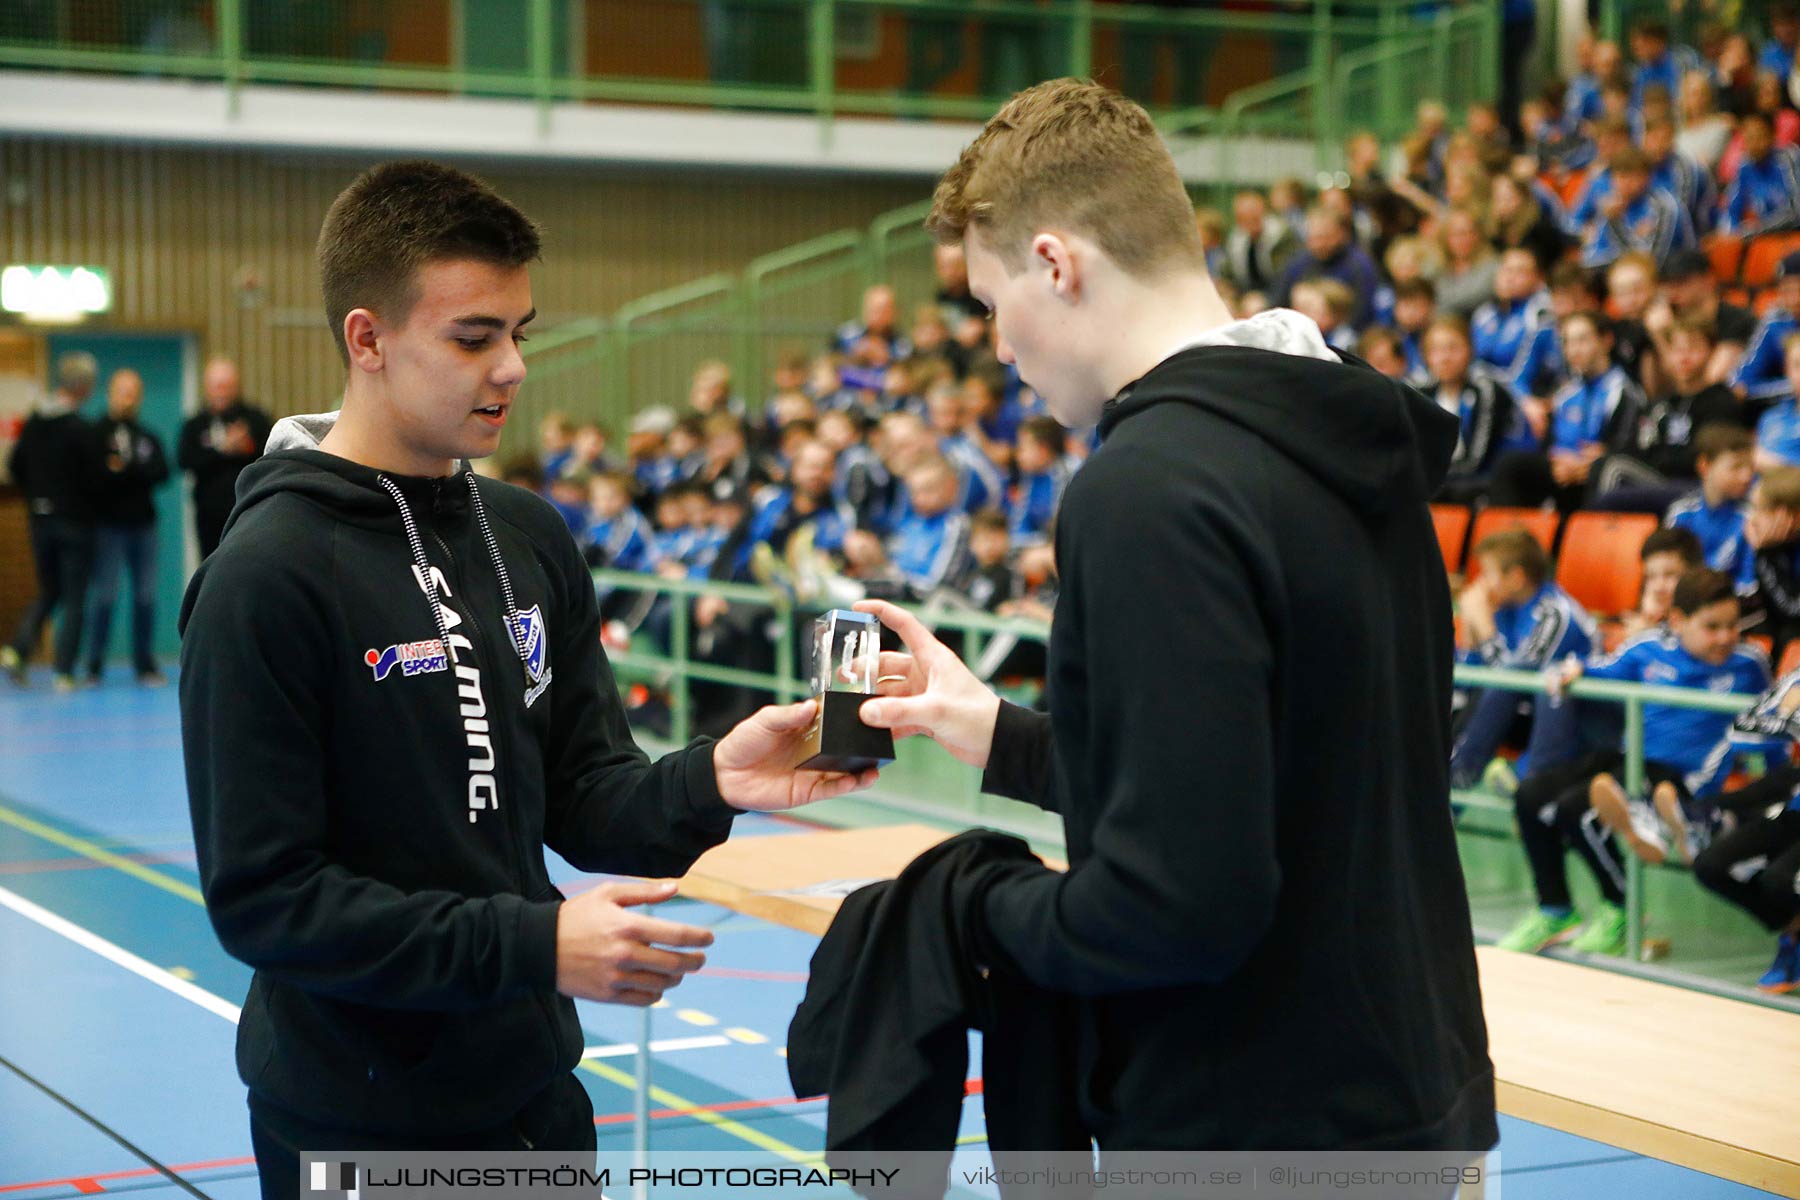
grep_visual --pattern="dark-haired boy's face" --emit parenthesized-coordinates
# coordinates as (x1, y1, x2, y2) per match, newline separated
(1639, 550, 1688, 620)
(1671, 597, 1739, 664)
(358, 258, 533, 474)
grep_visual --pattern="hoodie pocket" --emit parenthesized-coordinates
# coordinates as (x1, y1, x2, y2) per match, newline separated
(253, 983, 563, 1134)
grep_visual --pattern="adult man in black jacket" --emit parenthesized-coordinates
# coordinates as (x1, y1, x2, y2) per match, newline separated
(856, 80, 1496, 1155)
(176, 355, 270, 558)
(4, 351, 100, 691)
(180, 161, 877, 1194)
(86, 368, 171, 684)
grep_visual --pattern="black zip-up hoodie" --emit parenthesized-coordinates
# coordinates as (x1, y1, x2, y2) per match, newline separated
(977, 319, 1498, 1152)
(178, 446, 736, 1137)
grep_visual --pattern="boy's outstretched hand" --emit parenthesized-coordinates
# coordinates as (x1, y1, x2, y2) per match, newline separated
(713, 698, 880, 811)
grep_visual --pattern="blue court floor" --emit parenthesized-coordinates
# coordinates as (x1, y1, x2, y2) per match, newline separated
(0, 670, 1782, 1199)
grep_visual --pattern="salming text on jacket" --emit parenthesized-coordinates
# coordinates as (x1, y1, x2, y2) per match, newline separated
(179, 447, 736, 1136)
(971, 317, 1497, 1152)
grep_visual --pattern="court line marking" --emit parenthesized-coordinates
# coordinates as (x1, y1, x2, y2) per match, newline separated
(0, 1052, 214, 1200)
(582, 1036, 728, 1059)
(577, 1059, 818, 1164)
(0, 885, 240, 1024)
(0, 1158, 256, 1196)
(0, 801, 823, 1165)
(0, 802, 203, 905)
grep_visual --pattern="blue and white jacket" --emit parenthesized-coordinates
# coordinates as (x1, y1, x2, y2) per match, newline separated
(1549, 365, 1643, 454)
(1462, 581, 1595, 670)
(1585, 631, 1770, 794)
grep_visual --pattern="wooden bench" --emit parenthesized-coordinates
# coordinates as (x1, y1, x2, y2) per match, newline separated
(680, 823, 1800, 1197)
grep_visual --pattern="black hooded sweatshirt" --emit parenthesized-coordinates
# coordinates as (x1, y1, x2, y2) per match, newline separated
(975, 341, 1497, 1152)
(178, 449, 736, 1137)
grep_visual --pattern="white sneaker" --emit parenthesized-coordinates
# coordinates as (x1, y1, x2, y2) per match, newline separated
(1592, 788, 1669, 865)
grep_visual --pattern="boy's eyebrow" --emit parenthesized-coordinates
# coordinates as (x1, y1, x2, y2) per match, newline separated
(450, 308, 537, 330)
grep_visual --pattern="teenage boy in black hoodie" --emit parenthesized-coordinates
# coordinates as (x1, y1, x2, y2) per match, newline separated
(178, 161, 877, 1191)
(856, 80, 1497, 1155)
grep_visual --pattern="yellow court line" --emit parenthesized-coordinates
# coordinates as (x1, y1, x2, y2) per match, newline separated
(577, 1058, 821, 1164)
(0, 801, 204, 905)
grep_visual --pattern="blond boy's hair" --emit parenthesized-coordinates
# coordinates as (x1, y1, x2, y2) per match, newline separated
(926, 78, 1205, 279)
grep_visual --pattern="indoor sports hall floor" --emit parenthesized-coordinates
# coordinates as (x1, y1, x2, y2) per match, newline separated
(0, 672, 1784, 1199)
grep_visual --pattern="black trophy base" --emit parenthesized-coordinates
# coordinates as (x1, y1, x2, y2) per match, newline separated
(795, 689, 896, 773)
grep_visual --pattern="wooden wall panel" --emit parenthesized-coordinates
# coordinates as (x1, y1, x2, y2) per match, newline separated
(0, 136, 922, 422)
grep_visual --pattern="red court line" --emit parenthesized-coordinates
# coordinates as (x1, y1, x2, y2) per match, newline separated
(0, 1156, 255, 1195)
(11, 1085, 988, 1190)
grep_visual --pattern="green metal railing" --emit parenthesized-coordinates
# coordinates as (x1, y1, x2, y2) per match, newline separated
(0, 0, 1483, 131)
(592, 568, 1062, 841)
(590, 567, 1790, 996)
(1452, 664, 1767, 972)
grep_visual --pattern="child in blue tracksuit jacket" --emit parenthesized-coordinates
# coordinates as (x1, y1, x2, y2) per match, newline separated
(1451, 529, 1596, 789)
(1693, 669, 1800, 992)
(1663, 424, 1757, 584)
(1497, 568, 1768, 957)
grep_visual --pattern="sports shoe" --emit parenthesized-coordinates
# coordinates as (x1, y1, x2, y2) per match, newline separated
(1592, 789, 1669, 865)
(1758, 932, 1800, 994)
(1496, 909, 1582, 954)
(0, 646, 24, 686)
(136, 669, 168, 689)
(1481, 757, 1519, 797)
(1570, 901, 1628, 956)
(51, 673, 78, 695)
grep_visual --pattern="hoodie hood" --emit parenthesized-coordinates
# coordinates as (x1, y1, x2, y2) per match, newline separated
(224, 409, 486, 542)
(265, 409, 341, 453)
(1099, 308, 1457, 514)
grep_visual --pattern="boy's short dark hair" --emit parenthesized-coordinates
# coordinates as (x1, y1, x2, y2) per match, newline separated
(1475, 528, 1549, 586)
(1560, 309, 1614, 340)
(1631, 17, 1670, 41)
(317, 160, 541, 365)
(1548, 262, 1601, 297)
(1667, 315, 1717, 346)
(1018, 415, 1065, 453)
(674, 414, 705, 440)
(1357, 327, 1403, 358)
(1639, 526, 1703, 567)
(1694, 422, 1755, 462)
(971, 508, 1010, 535)
(1394, 278, 1437, 304)
(1671, 567, 1736, 616)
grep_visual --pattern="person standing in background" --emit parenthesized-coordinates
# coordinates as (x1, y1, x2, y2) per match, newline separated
(2, 352, 100, 692)
(86, 368, 170, 686)
(177, 356, 270, 558)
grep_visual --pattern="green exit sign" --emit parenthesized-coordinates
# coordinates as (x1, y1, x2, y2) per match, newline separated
(1, 264, 112, 321)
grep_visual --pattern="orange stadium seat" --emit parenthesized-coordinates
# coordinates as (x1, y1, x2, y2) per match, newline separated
(1742, 231, 1800, 289)
(1556, 511, 1658, 616)
(1705, 234, 1746, 284)
(1431, 504, 1472, 573)
(1469, 505, 1561, 557)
